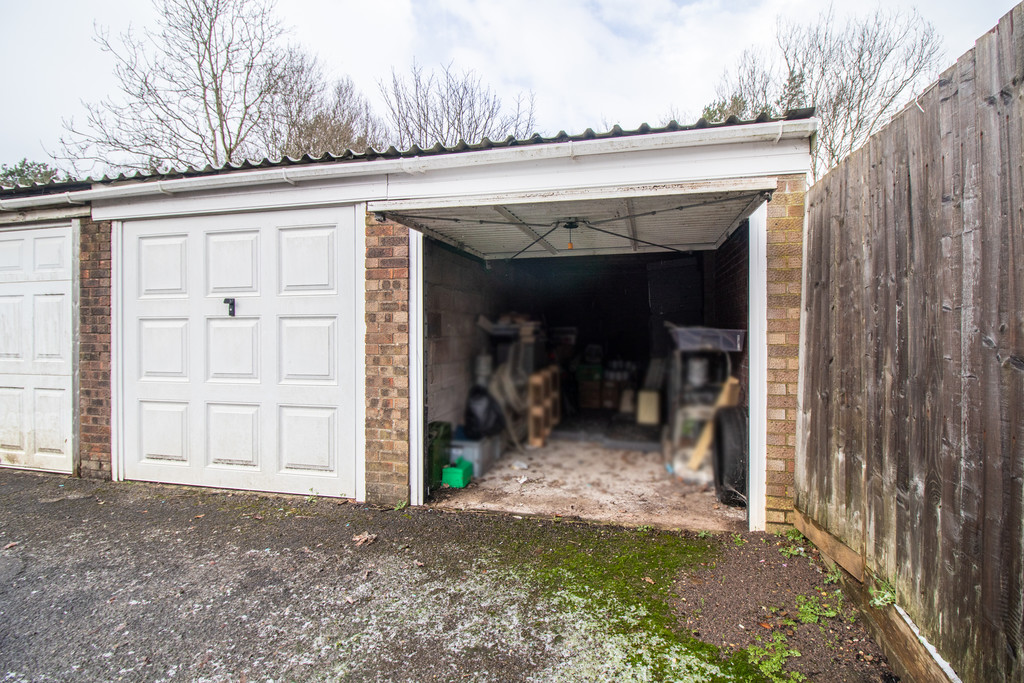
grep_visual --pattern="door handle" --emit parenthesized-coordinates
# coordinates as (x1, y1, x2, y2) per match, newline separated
(223, 298, 236, 317)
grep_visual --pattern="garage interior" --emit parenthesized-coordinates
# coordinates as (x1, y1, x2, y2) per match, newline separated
(384, 189, 765, 530)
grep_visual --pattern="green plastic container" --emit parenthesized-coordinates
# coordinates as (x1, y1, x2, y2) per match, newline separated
(575, 363, 603, 382)
(427, 421, 452, 493)
(442, 458, 473, 488)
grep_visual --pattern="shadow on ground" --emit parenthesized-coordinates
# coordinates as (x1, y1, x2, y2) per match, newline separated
(0, 470, 893, 682)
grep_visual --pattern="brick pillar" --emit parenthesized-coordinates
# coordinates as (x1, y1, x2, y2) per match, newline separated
(79, 219, 112, 479)
(764, 174, 806, 530)
(364, 214, 411, 505)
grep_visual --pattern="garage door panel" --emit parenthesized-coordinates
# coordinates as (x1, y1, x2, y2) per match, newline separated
(207, 229, 260, 295)
(0, 379, 72, 471)
(139, 400, 190, 463)
(32, 388, 68, 456)
(33, 294, 67, 361)
(0, 225, 73, 474)
(278, 405, 336, 473)
(0, 387, 25, 453)
(278, 316, 336, 384)
(0, 295, 24, 360)
(206, 403, 260, 468)
(33, 236, 67, 273)
(278, 225, 336, 294)
(207, 317, 260, 381)
(123, 207, 359, 496)
(139, 318, 190, 380)
(138, 234, 189, 297)
(0, 239, 24, 274)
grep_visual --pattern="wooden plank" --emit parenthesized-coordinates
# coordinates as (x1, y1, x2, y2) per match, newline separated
(874, 114, 901, 582)
(956, 37, 987, 680)
(828, 158, 847, 540)
(917, 67, 946, 643)
(840, 570, 959, 683)
(847, 145, 866, 555)
(861, 132, 883, 575)
(793, 508, 864, 582)
(0, 205, 91, 225)
(997, 8, 1024, 682)
(936, 54, 967, 679)
(890, 110, 913, 591)
(686, 377, 740, 470)
(796, 185, 822, 517)
(974, 28, 1008, 681)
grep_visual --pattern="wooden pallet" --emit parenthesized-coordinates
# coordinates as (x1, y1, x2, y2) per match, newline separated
(528, 366, 561, 447)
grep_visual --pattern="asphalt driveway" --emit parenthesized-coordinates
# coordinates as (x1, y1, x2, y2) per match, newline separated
(0, 470, 892, 682)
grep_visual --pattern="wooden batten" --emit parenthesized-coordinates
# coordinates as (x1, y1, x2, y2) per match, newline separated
(793, 508, 864, 582)
(840, 571, 960, 683)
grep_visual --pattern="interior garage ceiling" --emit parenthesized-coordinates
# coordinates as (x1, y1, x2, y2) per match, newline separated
(382, 189, 771, 260)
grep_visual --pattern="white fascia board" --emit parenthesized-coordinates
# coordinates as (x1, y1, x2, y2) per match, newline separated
(92, 175, 389, 221)
(380, 138, 809, 208)
(2, 119, 815, 215)
(369, 176, 780, 213)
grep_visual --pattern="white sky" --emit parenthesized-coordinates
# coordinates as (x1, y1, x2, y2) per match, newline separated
(0, 0, 1016, 167)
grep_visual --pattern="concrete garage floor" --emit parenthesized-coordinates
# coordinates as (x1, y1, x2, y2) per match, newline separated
(432, 439, 747, 532)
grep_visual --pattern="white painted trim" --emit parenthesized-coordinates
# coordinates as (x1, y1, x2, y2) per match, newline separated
(894, 605, 964, 683)
(368, 177, 780, 212)
(747, 203, 769, 531)
(408, 229, 425, 506)
(795, 179, 811, 504)
(0, 120, 816, 213)
(111, 220, 124, 482)
(354, 205, 368, 502)
(70, 219, 82, 476)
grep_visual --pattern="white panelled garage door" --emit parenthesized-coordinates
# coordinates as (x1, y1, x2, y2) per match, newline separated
(121, 206, 361, 496)
(0, 225, 74, 473)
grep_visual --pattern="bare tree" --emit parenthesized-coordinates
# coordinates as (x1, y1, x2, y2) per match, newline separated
(263, 52, 385, 158)
(58, 0, 295, 174)
(702, 6, 942, 177)
(379, 62, 536, 149)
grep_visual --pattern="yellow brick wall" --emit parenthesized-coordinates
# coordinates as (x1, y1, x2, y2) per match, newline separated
(364, 214, 411, 505)
(764, 174, 806, 530)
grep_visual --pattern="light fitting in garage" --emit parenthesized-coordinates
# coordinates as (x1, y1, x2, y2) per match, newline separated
(563, 220, 578, 249)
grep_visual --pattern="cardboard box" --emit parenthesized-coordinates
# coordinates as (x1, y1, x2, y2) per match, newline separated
(601, 380, 622, 409)
(636, 390, 660, 425)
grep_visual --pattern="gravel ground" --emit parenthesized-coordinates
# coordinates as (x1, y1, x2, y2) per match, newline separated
(0, 470, 894, 682)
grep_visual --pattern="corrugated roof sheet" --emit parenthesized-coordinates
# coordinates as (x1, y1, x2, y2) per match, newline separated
(0, 108, 814, 198)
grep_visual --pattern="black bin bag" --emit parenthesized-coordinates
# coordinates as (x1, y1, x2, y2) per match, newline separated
(464, 386, 505, 439)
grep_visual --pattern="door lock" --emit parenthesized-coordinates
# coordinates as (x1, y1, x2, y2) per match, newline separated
(223, 298, 236, 317)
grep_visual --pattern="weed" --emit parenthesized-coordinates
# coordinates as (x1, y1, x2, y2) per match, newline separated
(305, 488, 319, 504)
(393, 500, 408, 511)
(823, 565, 842, 585)
(779, 544, 806, 559)
(777, 528, 808, 559)
(747, 632, 806, 682)
(731, 533, 746, 546)
(869, 579, 897, 608)
(636, 524, 654, 533)
(784, 528, 806, 543)
(696, 530, 712, 539)
(796, 593, 841, 624)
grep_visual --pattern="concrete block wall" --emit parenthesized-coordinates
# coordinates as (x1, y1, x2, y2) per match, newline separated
(79, 218, 112, 479)
(764, 174, 807, 530)
(711, 224, 750, 403)
(424, 239, 503, 427)
(364, 214, 411, 505)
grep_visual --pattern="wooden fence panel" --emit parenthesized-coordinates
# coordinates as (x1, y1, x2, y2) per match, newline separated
(798, 5, 1024, 681)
